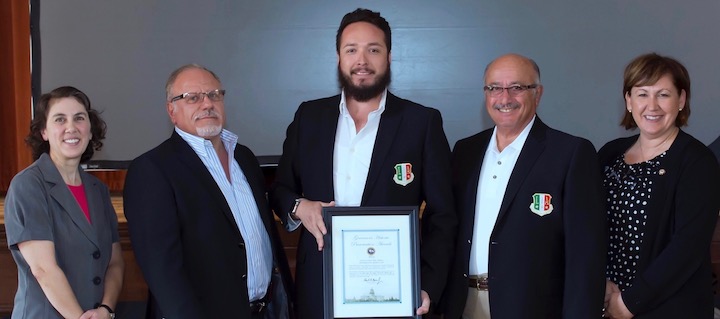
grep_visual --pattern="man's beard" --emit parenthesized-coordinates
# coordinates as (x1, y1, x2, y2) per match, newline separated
(192, 109, 223, 138)
(338, 65, 391, 102)
(196, 125, 222, 138)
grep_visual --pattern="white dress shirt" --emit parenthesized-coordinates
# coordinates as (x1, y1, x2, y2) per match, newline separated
(333, 90, 387, 206)
(469, 116, 535, 275)
(176, 127, 272, 301)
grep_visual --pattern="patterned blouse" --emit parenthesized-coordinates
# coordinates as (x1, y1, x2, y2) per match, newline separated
(603, 152, 666, 291)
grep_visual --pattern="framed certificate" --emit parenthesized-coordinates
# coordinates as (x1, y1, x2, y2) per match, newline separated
(322, 206, 421, 319)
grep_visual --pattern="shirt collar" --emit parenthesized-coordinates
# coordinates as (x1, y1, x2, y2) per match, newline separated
(490, 115, 536, 153)
(175, 126, 238, 157)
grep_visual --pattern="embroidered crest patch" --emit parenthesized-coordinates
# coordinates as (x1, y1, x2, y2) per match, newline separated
(393, 163, 414, 186)
(529, 193, 554, 216)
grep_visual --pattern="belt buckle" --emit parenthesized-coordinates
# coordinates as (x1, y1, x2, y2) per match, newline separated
(471, 275, 488, 291)
(251, 300, 266, 314)
(478, 276, 488, 290)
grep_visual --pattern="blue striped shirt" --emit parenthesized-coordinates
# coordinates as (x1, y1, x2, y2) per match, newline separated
(176, 127, 272, 301)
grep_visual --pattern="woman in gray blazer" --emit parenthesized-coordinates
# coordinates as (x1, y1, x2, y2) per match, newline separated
(4, 86, 124, 319)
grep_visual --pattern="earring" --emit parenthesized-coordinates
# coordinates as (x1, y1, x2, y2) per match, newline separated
(628, 109, 632, 113)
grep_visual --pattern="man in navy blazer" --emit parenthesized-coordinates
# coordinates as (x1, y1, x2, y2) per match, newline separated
(123, 64, 294, 318)
(439, 54, 607, 318)
(269, 8, 456, 319)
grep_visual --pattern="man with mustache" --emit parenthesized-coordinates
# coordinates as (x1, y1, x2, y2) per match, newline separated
(439, 54, 607, 318)
(269, 8, 456, 319)
(123, 64, 294, 318)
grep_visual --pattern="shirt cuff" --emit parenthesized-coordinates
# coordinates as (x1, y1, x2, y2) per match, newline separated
(285, 213, 302, 231)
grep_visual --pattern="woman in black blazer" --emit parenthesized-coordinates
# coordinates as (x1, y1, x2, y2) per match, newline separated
(599, 53, 720, 318)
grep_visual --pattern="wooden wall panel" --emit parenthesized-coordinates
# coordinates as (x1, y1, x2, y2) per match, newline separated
(0, 0, 33, 192)
(0, 225, 17, 315)
(87, 171, 127, 194)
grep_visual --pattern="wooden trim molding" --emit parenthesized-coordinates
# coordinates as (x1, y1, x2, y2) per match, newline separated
(0, 0, 33, 192)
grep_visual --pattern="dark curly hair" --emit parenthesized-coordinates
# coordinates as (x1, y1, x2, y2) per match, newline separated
(336, 8, 391, 53)
(26, 86, 107, 163)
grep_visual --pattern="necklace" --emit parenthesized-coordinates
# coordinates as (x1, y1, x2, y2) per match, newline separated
(638, 127, 678, 162)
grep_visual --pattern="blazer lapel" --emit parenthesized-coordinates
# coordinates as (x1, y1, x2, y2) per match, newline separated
(362, 93, 402, 204)
(169, 133, 241, 236)
(316, 100, 341, 200)
(38, 154, 99, 247)
(82, 172, 106, 245)
(464, 132, 492, 217)
(495, 119, 547, 225)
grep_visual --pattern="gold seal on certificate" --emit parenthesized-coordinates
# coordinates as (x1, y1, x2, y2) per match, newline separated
(323, 207, 420, 319)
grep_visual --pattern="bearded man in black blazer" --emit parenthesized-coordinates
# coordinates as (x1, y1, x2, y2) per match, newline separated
(123, 64, 294, 318)
(439, 54, 607, 318)
(269, 8, 457, 319)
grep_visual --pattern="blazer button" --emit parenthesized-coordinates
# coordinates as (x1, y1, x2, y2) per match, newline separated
(242, 274, 247, 281)
(92, 251, 101, 259)
(238, 242, 245, 248)
(93, 276, 102, 285)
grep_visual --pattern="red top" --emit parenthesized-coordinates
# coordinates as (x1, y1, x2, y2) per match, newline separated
(67, 184, 91, 223)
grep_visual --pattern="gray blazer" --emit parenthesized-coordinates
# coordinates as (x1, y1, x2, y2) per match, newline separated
(4, 153, 120, 318)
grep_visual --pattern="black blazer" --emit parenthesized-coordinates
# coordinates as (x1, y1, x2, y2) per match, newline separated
(709, 134, 720, 163)
(269, 92, 457, 318)
(441, 118, 608, 318)
(123, 132, 294, 318)
(598, 130, 720, 318)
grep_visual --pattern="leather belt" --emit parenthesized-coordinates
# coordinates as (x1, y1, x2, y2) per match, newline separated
(468, 275, 489, 290)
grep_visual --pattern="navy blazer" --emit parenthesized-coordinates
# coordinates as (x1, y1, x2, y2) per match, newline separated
(441, 118, 608, 318)
(598, 130, 720, 318)
(123, 132, 294, 318)
(269, 92, 457, 318)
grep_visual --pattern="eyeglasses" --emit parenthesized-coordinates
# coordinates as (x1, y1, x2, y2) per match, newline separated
(170, 89, 226, 104)
(483, 84, 538, 97)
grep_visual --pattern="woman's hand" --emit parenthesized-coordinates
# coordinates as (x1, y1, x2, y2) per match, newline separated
(79, 307, 112, 319)
(603, 281, 633, 319)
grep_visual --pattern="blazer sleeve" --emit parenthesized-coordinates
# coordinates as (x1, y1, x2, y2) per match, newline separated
(123, 157, 205, 318)
(417, 108, 458, 303)
(622, 148, 720, 314)
(562, 139, 608, 317)
(4, 170, 54, 247)
(269, 104, 304, 225)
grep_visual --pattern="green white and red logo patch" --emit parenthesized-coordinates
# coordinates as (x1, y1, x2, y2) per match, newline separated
(393, 163, 414, 186)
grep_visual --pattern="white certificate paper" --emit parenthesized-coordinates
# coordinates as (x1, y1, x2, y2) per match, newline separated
(341, 229, 401, 303)
(330, 215, 414, 317)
